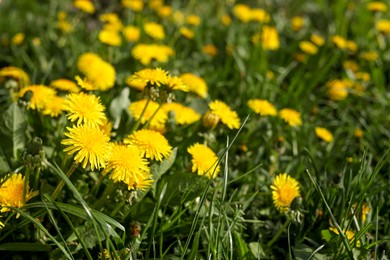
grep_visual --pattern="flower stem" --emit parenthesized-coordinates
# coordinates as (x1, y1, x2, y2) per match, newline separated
(143, 102, 163, 129)
(51, 163, 77, 200)
(129, 97, 151, 134)
(22, 166, 32, 205)
(266, 216, 292, 248)
(93, 181, 116, 210)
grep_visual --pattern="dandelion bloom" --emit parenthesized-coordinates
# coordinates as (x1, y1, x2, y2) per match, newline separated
(144, 22, 165, 40)
(73, 0, 95, 14)
(98, 30, 122, 46)
(125, 76, 147, 91)
(12, 33, 25, 45)
(62, 125, 112, 170)
(247, 99, 277, 116)
(326, 79, 351, 101)
(291, 16, 304, 31)
(250, 8, 270, 23)
(43, 95, 65, 117)
(376, 19, 390, 34)
(279, 108, 302, 127)
(220, 14, 232, 26)
(128, 99, 168, 130)
(329, 227, 357, 242)
(103, 144, 151, 190)
(186, 15, 201, 26)
(131, 68, 168, 87)
(360, 51, 378, 61)
(50, 78, 80, 93)
(261, 26, 280, 50)
(131, 44, 174, 65)
(100, 13, 123, 32)
(343, 60, 359, 72)
(367, 2, 388, 12)
(162, 102, 201, 125)
(271, 173, 301, 212)
(207, 100, 241, 129)
(354, 128, 364, 138)
(180, 27, 195, 39)
(0, 173, 38, 212)
(299, 41, 318, 55)
(122, 25, 140, 42)
(180, 73, 208, 98)
(187, 143, 220, 178)
(0, 66, 30, 86)
(310, 34, 325, 46)
(125, 129, 172, 161)
(233, 4, 252, 23)
(202, 44, 218, 57)
(63, 92, 107, 127)
(122, 0, 144, 12)
(19, 85, 57, 110)
(157, 5, 173, 18)
(315, 127, 334, 143)
(332, 35, 347, 49)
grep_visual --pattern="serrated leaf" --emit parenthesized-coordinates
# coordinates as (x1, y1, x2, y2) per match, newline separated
(109, 87, 130, 129)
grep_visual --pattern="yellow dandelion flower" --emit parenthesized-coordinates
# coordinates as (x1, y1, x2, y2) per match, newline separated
(157, 5, 173, 18)
(180, 27, 195, 39)
(125, 76, 147, 91)
(208, 100, 241, 129)
(315, 127, 334, 143)
(250, 8, 270, 23)
(343, 60, 359, 72)
(57, 16, 73, 33)
(62, 125, 112, 170)
(19, 85, 57, 110)
(346, 40, 358, 53)
(354, 128, 364, 138)
(299, 41, 318, 55)
(291, 16, 305, 31)
(326, 79, 351, 101)
(131, 44, 174, 65)
(100, 13, 123, 32)
(122, 0, 144, 12)
(0, 66, 30, 87)
(128, 99, 167, 130)
(0, 173, 38, 212)
(261, 26, 280, 50)
(162, 75, 189, 92)
(202, 44, 218, 57)
(233, 4, 252, 23)
(367, 2, 388, 12)
(125, 129, 172, 161)
(43, 95, 65, 117)
(123, 25, 140, 42)
(332, 35, 347, 49)
(376, 19, 390, 34)
(188, 143, 220, 178)
(149, 0, 164, 10)
(12, 33, 25, 45)
(63, 92, 107, 127)
(220, 14, 232, 26)
(279, 108, 302, 127)
(144, 22, 165, 40)
(180, 73, 208, 98)
(73, 0, 95, 14)
(50, 78, 80, 93)
(354, 72, 370, 82)
(75, 75, 94, 91)
(360, 51, 378, 61)
(247, 99, 277, 116)
(329, 227, 357, 242)
(271, 173, 301, 212)
(103, 144, 151, 190)
(99, 117, 113, 137)
(131, 68, 169, 87)
(186, 15, 201, 26)
(310, 34, 325, 46)
(98, 30, 122, 46)
(162, 102, 201, 125)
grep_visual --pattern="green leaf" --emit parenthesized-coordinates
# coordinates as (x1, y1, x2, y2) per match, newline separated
(233, 231, 251, 259)
(0, 103, 27, 160)
(321, 229, 332, 242)
(0, 242, 51, 251)
(109, 87, 130, 129)
(0, 145, 10, 174)
(249, 242, 266, 258)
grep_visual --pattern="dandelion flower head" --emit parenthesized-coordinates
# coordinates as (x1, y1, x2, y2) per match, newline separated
(271, 173, 301, 212)
(19, 85, 57, 110)
(187, 143, 220, 178)
(279, 108, 302, 127)
(207, 100, 241, 129)
(162, 102, 201, 125)
(315, 127, 334, 143)
(144, 22, 165, 40)
(247, 99, 277, 116)
(180, 73, 208, 98)
(50, 78, 80, 93)
(0, 66, 30, 87)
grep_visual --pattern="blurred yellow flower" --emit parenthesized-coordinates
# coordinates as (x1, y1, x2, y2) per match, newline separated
(207, 100, 241, 129)
(12, 33, 24, 45)
(144, 22, 165, 40)
(354, 128, 364, 138)
(50, 78, 80, 93)
(131, 44, 174, 65)
(73, 0, 95, 14)
(100, 13, 123, 32)
(123, 25, 140, 42)
(233, 4, 252, 23)
(299, 41, 318, 55)
(346, 40, 358, 53)
(180, 27, 194, 39)
(130, 68, 169, 87)
(19, 85, 57, 110)
(128, 99, 168, 130)
(271, 173, 301, 212)
(367, 2, 388, 12)
(310, 34, 325, 46)
(376, 19, 390, 34)
(261, 26, 280, 50)
(0, 66, 30, 87)
(125, 129, 172, 161)
(62, 125, 112, 170)
(251, 8, 270, 23)
(63, 92, 107, 127)
(343, 60, 359, 72)
(186, 15, 201, 26)
(122, 0, 144, 12)
(149, 0, 163, 10)
(103, 144, 151, 190)
(315, 127, 334, 143)
(202, 44, 218, 56)
(326, 79, 352, 101)
(43, 95, 65, 117)
(162, 102, 201, 125)
(158, 6, 173, 18)
(125, 76, 147, 91)
(329, 227, 357, 242)
(360, 51, 378, 61)
(180, 73, 208, 98)
(220, 14, 232, 26)
(247, 99, 277, 116)
(354, 72, 370, 82)
(279, 108, 302, 127)
(98, 30, 122, 46)
(188, 143, 220, 178)
(332, 35, 347, 49)
(291, 16, 305, 31)
(0, 173, 38, 213)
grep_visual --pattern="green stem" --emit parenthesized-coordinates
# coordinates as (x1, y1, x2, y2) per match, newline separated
(143, 102, 163, 129)
(129, 97, 151, 134)
(93, 181, 116, 210)
(266, 216, 292, 248)
(22, 166, 32, 205)
(110, 200, 126, 217)
(51, 163, 77, 200)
